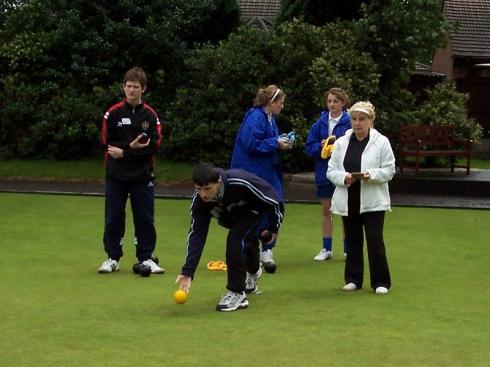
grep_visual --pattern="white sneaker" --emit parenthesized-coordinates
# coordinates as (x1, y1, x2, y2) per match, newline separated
(142, 259, 165, 274)
(313, 249, 333, 261)
(342, 282, 358, 291)
(375, 286, 389, 295)
(260, 249, 277, 273)
(98, 258, 119, 273)
(260, 249, 275, 264)
(245, 267, 263, 294)
(216, 291, 249, 312)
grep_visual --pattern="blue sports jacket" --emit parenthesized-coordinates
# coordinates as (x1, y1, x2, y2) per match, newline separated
(304, 110, 351, 186)
(230, 107, 284, 201)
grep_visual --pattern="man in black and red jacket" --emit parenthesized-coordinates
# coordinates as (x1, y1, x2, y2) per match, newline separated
(175, 162, 284, 312)
(98, 67, 164, 275)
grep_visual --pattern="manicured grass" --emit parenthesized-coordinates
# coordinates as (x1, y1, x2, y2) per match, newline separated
(465, 158, 490, 169)
(402, 156, 490, 170)
(0, 157, 488, 184)
(0, 158, 194, 183)
(0, 193, 489, 366)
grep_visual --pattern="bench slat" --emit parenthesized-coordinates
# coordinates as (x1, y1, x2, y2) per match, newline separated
(399, 125, 472, 175)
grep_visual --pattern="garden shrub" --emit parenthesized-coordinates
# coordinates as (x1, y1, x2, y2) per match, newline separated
(165, 20, 379, 171)
(415, 81, 483, 145)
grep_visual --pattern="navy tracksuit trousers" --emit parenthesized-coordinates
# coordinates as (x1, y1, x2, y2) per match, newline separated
(226, 212, 262, 293)
(103, 179, 156, 262)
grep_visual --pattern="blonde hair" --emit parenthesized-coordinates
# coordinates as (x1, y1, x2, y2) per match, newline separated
(348, 101, 375, 123)
(253, 84, 286, 106)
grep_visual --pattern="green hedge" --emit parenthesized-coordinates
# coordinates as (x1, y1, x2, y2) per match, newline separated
(164, 20, 379, 171)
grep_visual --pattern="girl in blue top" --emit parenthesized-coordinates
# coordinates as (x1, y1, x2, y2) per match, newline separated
(305, 88, 351, 261)
(230, 85, 292, 272)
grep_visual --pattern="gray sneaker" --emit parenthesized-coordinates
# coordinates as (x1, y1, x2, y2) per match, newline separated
(97, 258, 119, 273)
(216, 291, 249, 312)
(245, 267, 263, 294)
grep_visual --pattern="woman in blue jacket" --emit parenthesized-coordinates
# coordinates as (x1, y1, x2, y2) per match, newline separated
(230, 85, 292, 273)
(305, 88, 351, 261)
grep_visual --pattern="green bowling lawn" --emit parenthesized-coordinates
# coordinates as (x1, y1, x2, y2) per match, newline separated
(1, 193, 488, 366)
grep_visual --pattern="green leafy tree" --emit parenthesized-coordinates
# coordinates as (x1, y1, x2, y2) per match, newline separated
(176, 0, 241, 45)
(415, 81, 483, 145)
(165, 26, 275, 166)
(0, 0, 22, 26)
(357, 0, 448, 87)
(0, 0, 240, 159)
(354, 0, 451, 140)
(165, 20, 379, 170)
(273, 21, 378, 169)
(276, 0, 368, 26)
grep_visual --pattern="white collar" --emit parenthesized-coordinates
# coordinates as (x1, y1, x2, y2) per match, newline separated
(328, 112, 342, 122)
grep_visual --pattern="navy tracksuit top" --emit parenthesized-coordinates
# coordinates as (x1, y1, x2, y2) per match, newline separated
(181, 168, 284, 278)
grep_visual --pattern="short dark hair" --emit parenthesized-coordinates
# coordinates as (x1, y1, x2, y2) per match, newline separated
(123, 67, 147, 87)
(192, 163, 220, 186)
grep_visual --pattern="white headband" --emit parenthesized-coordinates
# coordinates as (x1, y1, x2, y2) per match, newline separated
(271, 88, 281, 102)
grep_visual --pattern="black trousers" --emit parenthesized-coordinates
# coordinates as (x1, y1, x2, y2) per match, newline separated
(342, 210, 391, 290)
(103, 179, 156, 262)
(225, 212, 262, 293)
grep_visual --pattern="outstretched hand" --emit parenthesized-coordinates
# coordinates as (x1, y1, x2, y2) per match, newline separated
(175, 274, 192, 293)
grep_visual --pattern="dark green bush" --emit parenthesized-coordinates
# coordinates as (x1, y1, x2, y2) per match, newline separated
(165, 20, 379, 171)
(0, 0, 240, 159)
(415, 81, 483, 145)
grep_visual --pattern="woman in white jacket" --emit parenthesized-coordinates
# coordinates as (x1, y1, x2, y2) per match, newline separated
(327, 101, 395, 295)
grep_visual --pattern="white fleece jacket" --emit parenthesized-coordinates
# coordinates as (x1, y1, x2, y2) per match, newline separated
(327, 128, 396, 216)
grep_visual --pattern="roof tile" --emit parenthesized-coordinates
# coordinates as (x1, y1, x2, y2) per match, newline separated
(237, 0, 281, 22)
(445, 0, 490, 58)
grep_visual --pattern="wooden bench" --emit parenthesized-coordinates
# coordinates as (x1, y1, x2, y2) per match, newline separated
(399, 125, 473, 175)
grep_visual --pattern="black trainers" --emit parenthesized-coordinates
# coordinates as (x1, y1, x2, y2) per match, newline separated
(216, 291, 249, 312)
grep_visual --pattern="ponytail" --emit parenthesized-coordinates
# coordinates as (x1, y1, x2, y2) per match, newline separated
(253, 84, 285, 106)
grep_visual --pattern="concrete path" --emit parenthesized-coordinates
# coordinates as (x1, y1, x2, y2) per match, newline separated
(1, 169, 489, 209)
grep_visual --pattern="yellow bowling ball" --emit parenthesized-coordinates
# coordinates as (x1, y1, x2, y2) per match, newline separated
(174, 290, 188, 304)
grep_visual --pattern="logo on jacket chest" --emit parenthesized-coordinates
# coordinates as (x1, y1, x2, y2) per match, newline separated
(117, 118, 132, 127)
(141, 120, 150, 131)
